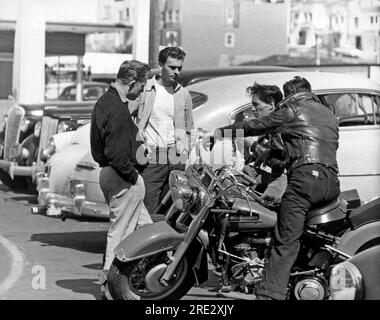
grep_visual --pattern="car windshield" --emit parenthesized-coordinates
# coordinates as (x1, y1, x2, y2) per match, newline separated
(190, 91, 208, 110)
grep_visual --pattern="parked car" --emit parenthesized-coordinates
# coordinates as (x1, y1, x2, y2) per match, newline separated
(329, 245, 380, 300)
(56, 81, 109, 101)
(34, 71, 380, 219)
(0, 100, 95, 190)
(1, 66, 295, 191)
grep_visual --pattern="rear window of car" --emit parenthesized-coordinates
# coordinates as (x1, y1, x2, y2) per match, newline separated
(190, 91, 208, 110)
(319, 93, 379, 126)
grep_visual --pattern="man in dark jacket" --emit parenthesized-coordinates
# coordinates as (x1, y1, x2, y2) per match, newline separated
(90, 60, 151, 299)
(210, 76, 341, 300)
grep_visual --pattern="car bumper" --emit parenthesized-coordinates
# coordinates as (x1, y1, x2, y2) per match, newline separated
(35, 172, 109, 219)
(0, 160, 37, 179)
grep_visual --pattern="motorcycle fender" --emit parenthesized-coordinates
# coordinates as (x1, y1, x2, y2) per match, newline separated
(337, 221, 380, 256)
(114, 221, 185, 263)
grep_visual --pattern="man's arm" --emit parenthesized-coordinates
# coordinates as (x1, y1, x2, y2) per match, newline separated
(217, 106, 295, 138)
(104, 108, 139, 185)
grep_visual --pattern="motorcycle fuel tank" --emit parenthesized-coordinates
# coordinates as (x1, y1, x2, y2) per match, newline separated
(222, 199, 277, 232)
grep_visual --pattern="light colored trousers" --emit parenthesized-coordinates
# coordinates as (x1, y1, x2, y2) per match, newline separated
(99, 167, 152, 271)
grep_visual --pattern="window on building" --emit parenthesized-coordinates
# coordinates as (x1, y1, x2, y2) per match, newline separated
(104, 5, 111, 19)
(354, 17, 359, 28)
(309, 13, 313, 22)
(370, 16, 374, 24)
(166, 31, 179, 46)
(167, 10, 173, 22)
(119, 10, 124, 21)
(225, 32, 235, 48)
(125, 8, 130, 21)
(226, 9, 235, 25)
(175, 10, 180, 22)
(341, 16, 344, 24)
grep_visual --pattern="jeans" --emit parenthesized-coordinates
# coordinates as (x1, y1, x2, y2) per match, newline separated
(141, 146, 187, 215)
(255, 164, 340, 300)
(99, 166, 152, 271)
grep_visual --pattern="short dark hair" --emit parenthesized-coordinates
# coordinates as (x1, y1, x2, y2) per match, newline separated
(246, 82, 283, 106)
(283, 76, 312, 97)
(117, 60, 150, 84)
(158, 46, 186, 64)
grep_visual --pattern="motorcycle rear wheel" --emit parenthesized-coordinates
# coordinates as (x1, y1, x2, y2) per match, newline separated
(108, 251, 195, 300)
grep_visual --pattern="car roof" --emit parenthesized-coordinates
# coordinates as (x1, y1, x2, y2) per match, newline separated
(189, 71, 380, 128)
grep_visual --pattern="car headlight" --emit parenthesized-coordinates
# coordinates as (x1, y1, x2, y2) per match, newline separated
(20, 118, 31, 132)
(171, 181, 196, 211)
(40, 137, 56, 161)
(34, 121, 42, 138)
(19, 147, 30, 160)
(329, 261, 364, 300)
(57, 121, 69, 134)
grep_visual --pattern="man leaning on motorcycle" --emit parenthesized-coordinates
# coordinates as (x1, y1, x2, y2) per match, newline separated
(207, 76, 341, 300)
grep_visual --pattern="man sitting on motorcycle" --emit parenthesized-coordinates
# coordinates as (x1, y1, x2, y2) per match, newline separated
(207, 76, 341, 300)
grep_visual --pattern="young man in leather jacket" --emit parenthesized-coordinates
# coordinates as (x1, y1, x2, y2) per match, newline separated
(210, 76, 341, 300)
(243, 83, 288, 205)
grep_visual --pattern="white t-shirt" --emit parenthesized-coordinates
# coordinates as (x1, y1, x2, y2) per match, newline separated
(145, 80, 176, 148)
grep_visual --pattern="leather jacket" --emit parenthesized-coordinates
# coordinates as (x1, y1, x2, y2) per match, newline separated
(220, 92, 339, 173)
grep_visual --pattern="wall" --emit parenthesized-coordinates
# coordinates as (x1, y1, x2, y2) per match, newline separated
(181, 0, 288, 68)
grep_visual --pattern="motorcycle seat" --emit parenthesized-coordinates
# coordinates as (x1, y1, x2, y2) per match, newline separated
(307, 198, 347, 225)
(309, 198, 340, 216)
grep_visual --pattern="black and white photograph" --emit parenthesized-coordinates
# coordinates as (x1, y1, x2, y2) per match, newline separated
(0, 0, 379, 309)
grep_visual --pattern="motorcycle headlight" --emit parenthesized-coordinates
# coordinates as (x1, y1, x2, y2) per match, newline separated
(329, 261, 364, 300)
(57, 121, 69, 134)
(34, 121, 42, 138)
(171, 181, 196, 211)
(169, 170, 188, 189)
(40, 137, 56, 161)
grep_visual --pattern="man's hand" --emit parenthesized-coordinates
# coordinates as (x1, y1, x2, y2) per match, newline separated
(198, 128, 222, 150)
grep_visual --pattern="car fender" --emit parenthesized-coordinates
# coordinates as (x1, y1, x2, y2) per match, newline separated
(337, 221, 380, 255)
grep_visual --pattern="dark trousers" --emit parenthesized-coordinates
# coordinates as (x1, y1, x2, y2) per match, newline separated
(141, 147, 186, 215)
(256, 164, 340, 300)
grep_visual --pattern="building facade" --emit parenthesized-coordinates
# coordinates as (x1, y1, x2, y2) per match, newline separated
(289, 0, 379, 59)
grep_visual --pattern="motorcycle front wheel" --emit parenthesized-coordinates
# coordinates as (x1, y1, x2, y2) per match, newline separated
(107, 251, 195, 300)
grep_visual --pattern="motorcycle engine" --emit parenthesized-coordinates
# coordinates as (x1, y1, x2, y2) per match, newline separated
(292, 275, 328, 300)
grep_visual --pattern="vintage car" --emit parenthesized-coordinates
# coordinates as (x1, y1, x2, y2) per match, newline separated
(1, 66, 295, 191)
(329, 244, 380, 300)
(0, 99, 95, 191)
(34, 71, 380, 219)
(56, 81, 109, 101)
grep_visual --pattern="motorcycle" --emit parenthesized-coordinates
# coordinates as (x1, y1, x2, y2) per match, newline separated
(106, 160, 380, 300)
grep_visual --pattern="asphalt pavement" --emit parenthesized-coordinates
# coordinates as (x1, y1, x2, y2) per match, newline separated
(0, 181, 222, 300)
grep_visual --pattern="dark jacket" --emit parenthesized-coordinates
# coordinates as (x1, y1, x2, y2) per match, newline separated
(220, 92, 339, 173)
(90, 86, 146, 185)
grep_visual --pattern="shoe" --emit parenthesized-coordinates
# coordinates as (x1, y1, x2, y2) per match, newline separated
(99, 270, 113, 300)
(217, 289, 257, 300)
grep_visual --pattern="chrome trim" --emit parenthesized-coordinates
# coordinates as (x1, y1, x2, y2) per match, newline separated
(115, 246, 174, 263)
(0, 160, 37, 179)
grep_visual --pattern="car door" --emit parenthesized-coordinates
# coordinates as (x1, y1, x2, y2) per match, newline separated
(318, 91, 380, 203)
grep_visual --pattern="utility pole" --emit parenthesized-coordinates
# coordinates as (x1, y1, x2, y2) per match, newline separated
(149, 0, 161, 68)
